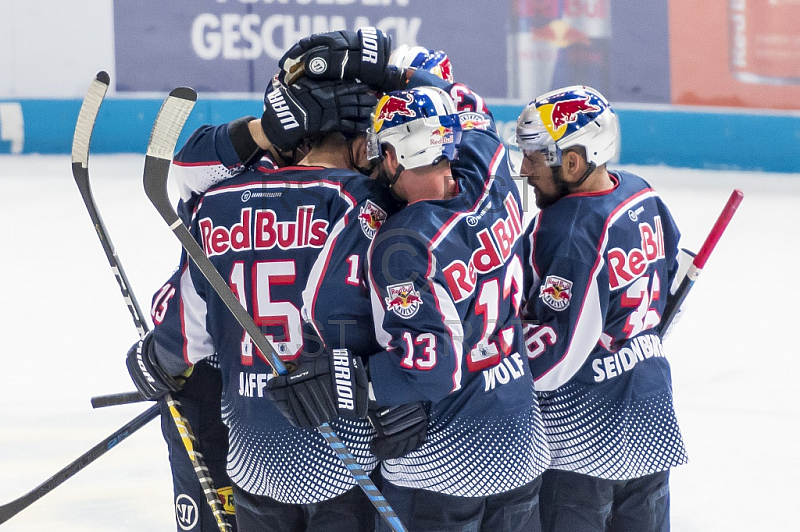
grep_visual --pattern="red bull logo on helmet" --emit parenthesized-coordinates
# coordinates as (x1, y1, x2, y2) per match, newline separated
(538, 95, 602, 140)
(431, 55, 454, 83)
(429, 125, 454, 146)
(373, 93, 416, 132)
(540, 275, 573, 311)
(384, 282, 423, 319)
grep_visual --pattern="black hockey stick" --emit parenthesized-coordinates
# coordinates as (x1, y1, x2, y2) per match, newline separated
(659, 189, 744, 335)
(143, 87, 406, 532)
(70, 71, 146, 410)
(0, 403, 160, 525)
(90, 391, 146, 408)
(71, 73, 232, 532)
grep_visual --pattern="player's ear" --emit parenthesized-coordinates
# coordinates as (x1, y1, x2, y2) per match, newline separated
(562, 149, 585, 182)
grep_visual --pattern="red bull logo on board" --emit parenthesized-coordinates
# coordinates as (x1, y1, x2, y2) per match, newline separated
(384, 282, 423, 319)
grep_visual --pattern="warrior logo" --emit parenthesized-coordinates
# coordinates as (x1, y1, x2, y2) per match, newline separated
(540, 275, 573, 311)
(175, 493, 199, 530)
(358, 200, 387, 239)
(384, 283, 423, 318)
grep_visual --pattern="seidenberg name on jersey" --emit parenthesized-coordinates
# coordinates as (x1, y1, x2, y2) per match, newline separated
(592, 332, 666, 383)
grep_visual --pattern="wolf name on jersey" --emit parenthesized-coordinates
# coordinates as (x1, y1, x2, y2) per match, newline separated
(522, 170, 689, 479)
(149, 122, 397, 504)
(367, 90, 550, 497)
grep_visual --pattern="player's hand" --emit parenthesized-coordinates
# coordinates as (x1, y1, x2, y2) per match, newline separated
(266, 348, 369, 429)
(279, 27, 393, 89)
(260, 75, 378, 152)
(368, 401, 428, 460)
(125, 331, 185, 401)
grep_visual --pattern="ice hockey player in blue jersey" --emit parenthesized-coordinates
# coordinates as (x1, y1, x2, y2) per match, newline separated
(364, 83, 550, 532)
(125, 51, 401, 529)
(269, 31, 551, 530)
(512, 85, 689, 531)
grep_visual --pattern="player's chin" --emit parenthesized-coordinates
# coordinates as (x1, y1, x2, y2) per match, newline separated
(534, 189, 557, 210)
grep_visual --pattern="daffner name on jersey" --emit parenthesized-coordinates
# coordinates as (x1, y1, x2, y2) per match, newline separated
(443, 193, 524, 302)
(608, 215, 666, 290)
(200, 206, 329, 257)
(592, 333, 666, 383)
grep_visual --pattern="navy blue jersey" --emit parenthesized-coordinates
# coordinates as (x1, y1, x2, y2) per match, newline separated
(522, 170, 689, 480)
(367, 97, 550, 497)
(150, 123, 399, 503)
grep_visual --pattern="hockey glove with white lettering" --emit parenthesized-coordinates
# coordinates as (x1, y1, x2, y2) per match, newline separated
(125, 332, 184, 401)
(279, 27, 399, 90)
(261, 75, 378, 152)
(266, 349, 369, 430)
(368, 401, 428, 460)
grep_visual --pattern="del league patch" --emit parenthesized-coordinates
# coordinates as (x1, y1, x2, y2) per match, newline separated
(540, 275, 573, 311)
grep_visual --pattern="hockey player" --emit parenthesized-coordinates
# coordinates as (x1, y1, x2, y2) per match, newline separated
(363, 83, 551, 532)
(125, 62, 398, 530)
(512, 86, 689, 531)
(266, 33, 551, 527)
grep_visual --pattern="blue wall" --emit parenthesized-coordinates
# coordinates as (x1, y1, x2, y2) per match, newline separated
(2, 98, 799, 174)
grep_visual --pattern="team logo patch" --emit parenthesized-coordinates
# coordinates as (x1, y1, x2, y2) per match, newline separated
(459, 112, 491, 131)
(358, 200, 387, 239)
(384, 283, 423, 318)
(540, 275, 573, 311)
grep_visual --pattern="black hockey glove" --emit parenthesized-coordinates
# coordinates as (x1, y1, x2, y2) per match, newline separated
(266, 349, 369, 430)
(125, 332, 184, 401)
(368, 401, 428, 460)
(279, 27, 397, 90)
(261, 75, 378, 152)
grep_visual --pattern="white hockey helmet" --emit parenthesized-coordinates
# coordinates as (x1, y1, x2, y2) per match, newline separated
(512, 85, 619, 168)
(367, 86, 462, 170)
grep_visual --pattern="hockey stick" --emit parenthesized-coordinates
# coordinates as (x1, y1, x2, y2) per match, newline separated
(0, 403, 160, 525)
(659, 189, 744, 335)
(71, 73, 232, 532)
(70, 71, 147, 410)
(143, 87, 406, 532)
(91, 391, 146, 408)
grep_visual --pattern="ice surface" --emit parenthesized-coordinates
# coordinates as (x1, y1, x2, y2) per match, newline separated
(0, 154, 798, 531)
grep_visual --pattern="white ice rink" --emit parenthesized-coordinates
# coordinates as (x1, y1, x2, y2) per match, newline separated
(0, 154, 798, 531)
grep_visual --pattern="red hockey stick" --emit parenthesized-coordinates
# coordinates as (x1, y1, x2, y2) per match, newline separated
(659, 189, 744, 335)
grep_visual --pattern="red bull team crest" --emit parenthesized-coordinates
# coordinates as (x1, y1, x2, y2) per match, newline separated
(540, 275, 573, 311)
(358, 200, 387, 239)
(384, 282, 423, 319)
